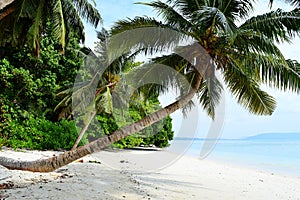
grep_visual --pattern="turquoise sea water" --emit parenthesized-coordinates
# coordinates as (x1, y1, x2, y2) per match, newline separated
(178, 133, 300, 176)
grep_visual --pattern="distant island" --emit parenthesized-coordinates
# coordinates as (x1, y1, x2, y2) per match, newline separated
(174, 133, 300, 141)
(244, 133, 300, 140)
(174, 137, 221, 141)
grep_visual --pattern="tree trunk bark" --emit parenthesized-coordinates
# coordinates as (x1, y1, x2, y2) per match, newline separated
(71, 82, 117, 150)
(71, 111, 96, 150)
(0, 74, 202, 172)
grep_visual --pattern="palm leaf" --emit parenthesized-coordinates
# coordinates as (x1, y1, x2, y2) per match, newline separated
(52, 0, 66, 51)
(260, 58, 300, 92)
(27, 0, 45, 53)
(232, 29, 285, 56)
(214, 0, 254, 20)
(240, 8, 300, 43)
(224, 61, 276, 115)
(197, 74, 223, 118)
(96, 87, 113, 114)
(54, 93, 72, 111)
(168, 0, 206, 16)
(191, 6, 232, 33)
(136, 1, 193, 32)
(0, 0, 101, 54)
(70, 0, 102, 27)
(62, 0, 85, 43)
(110, 17, 186, 60)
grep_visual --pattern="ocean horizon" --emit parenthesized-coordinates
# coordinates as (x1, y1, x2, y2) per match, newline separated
(174, 132, 300, 176)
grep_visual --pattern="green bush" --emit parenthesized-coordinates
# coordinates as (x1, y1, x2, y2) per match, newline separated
(2, 117, 87, 150)
(0, 29, 86, 151)
(95, 99, 174, 149)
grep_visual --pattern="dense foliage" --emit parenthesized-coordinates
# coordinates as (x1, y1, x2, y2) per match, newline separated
(0, 30, 85, 150)
(0, 28, 174, 150)
(95, 96, 174, 148)
(0, 0, 101, 55)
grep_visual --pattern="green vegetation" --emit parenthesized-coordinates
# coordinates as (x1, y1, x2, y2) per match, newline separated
(0, 24, 174, 150)
(0, 28, 85, 150)
(96, 97, 174, 149)
(0, 0, 101, 54)
(0, 0, 299, 172)
(112, 1, 300, 117)
(0, 117, 82, 150)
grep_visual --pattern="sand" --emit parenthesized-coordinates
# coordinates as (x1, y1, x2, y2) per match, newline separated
(0, 149, 300, 200)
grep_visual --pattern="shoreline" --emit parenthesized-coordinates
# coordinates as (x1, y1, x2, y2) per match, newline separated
(190, 153, 300, 179)
(1, 149, 300, 199)
(183, 138, 300, 178)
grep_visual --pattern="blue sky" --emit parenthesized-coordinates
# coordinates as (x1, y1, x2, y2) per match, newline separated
(84, 0, 300, 139)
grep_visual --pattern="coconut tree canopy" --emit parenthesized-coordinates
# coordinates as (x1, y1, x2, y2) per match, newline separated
(0, 0, 101, 55)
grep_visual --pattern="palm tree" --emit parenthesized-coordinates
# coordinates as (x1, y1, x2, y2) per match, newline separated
(0, 0, 101, 55)
(55, 28, 143, 150)
(1, 0, 300, 172)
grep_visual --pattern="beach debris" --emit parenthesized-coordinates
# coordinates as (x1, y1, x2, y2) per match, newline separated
(73, 157, 101, 164)
(0, 181, 14, 189)
(55, 168, 68, 173)
(59, 173, 72, 179)
(88, 160, 101, 164)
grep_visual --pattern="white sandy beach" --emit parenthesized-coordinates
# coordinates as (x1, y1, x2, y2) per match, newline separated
(0, 149, 300, 200)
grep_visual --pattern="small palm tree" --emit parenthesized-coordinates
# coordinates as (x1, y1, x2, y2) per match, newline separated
(55, 28, 142, 150)
(0, 0, 101, 55)
(1, 0, 300, 172)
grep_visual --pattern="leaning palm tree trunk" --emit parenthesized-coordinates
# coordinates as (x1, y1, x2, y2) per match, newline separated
(71, 82, 118, 150)
(71, 111, 96, 150)
(0, 75, 202, 172)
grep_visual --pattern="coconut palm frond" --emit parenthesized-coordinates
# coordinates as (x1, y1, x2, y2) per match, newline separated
(96, 87, 113, 114)
(61, 0, 85, 43)
(232, 29, 285, 56)
(70, 0, 102, 27)
(240, 8, 300, 43)
(224, 61, 276, 115)
(136, 1, 193, 31)
(27, 0, 45, 52)
(260, 57, 300, 92)
(216, 0, 254, 20)
(110, 17, 186, 58)
(0, 0, 101, 55)
(197, 74, 223, 118)
(167, 0, 206, 16)
(191, 6, 232, 33)
(52, 0, 66, 51)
